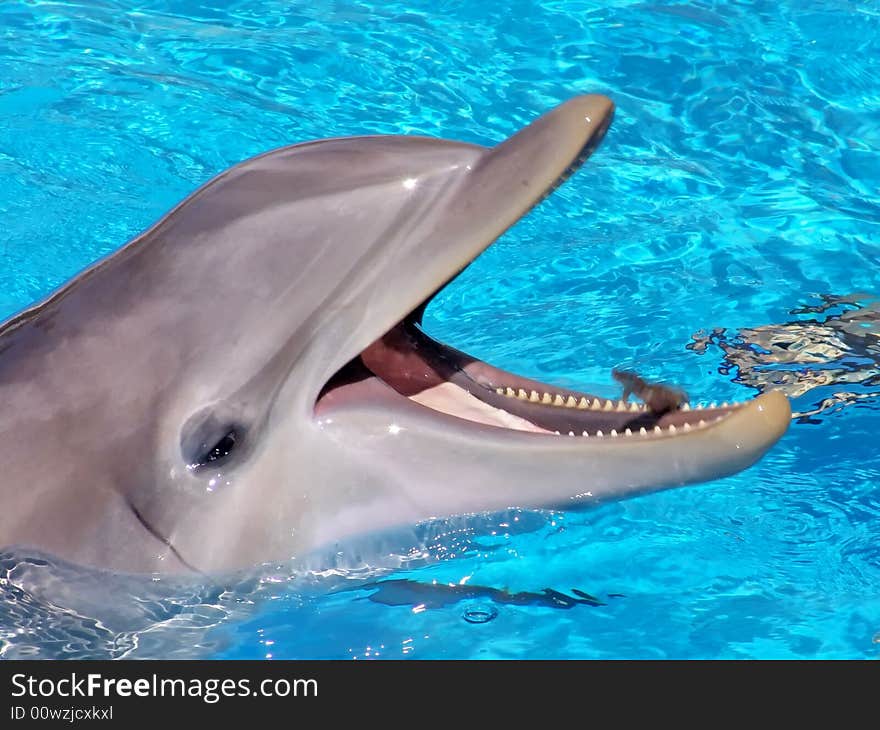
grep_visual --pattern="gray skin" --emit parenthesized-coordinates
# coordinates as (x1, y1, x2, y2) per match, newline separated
(0, 95, 791, 574)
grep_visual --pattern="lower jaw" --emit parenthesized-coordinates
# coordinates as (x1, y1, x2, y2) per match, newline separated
(408, 378, 739, 438)
(332, 319, 742, 438)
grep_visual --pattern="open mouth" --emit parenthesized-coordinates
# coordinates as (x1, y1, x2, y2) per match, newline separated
(310, 94, 788, 462)
(315, 305, 743, 438)
(312, 96, 743, 439)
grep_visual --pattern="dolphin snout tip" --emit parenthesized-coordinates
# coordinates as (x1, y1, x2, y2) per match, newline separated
(563, 94, 616, 126)
(753, 388, 792, 441)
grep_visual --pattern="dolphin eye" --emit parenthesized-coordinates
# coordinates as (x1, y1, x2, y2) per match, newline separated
(196, 429, 238, 468)
(181, 409, 246, 472)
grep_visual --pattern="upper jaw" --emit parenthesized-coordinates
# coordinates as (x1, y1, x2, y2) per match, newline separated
(301, 95, 616, 405)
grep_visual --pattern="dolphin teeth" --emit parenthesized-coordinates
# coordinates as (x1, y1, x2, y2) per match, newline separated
(681, 402, 691, 411)
(568, 431, 575, 436)
(709, 402, 718, 409)
(554, 430, 561, 435)
(721, 401, 729, 408)
(566, 396, 577, 408)
(542, 392, 552, 404)
(529, 390, 540, 402)
(591, 398, 602, 410)
(610, 429, 618, 437)
(616, 401, 627, 412)
(596, 430, 604, 438)
(582, 431, 590, 437)
(496, 387, 504, 395)
(668, 424, 677, 434)
(654, 425, 662, 434)
(629, 402, 640, 412)
(624, 428, 632, 436)
(603, 400, 613, 411)
(506, 387, 516, 397)
(518, 388, 528, 400)
(698, 419, 707, 427)
(639, 427, 647, 436)
(682, 422, 692, 432)
(554, 394, 565, 406)
(577, 397, 589, 409)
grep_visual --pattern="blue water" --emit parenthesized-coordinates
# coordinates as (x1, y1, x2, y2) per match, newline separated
(1, 0, 879, 659)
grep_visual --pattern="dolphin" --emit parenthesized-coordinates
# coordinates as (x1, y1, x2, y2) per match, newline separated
(0, 95, 791, 574)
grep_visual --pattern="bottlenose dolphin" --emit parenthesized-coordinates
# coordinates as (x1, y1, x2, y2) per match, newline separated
(0, 95, 791, 574)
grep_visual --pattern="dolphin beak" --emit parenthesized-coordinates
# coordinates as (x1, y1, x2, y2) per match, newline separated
(312, 93, 790, 500)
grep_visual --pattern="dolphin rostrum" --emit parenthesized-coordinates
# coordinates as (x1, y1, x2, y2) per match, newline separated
(0, 95, 791, 574)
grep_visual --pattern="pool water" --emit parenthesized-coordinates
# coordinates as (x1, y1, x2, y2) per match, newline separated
(1, 0, 879, 659)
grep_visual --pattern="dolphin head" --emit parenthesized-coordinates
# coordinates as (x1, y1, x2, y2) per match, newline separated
(0, 95, 790, 573)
